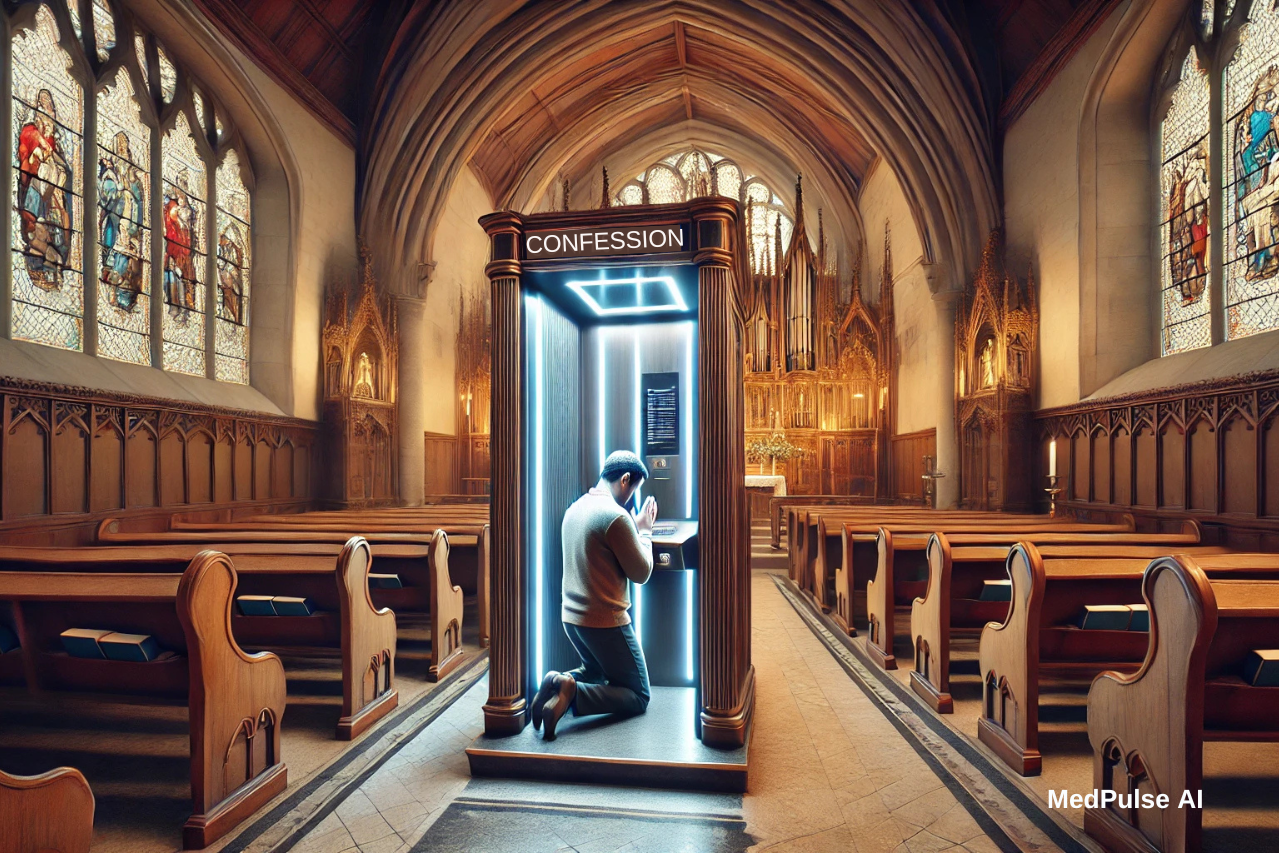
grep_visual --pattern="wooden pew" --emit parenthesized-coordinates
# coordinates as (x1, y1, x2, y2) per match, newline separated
(976, 545, 1279, 776)
(1085, 555, 1279, 853)
(1, 537, 406, 737)
(804, 508, 1106, 603)
(100, 518, 489, 651)
(834, 516, 1135, 638)
(0, 766, 94, 853)
(862, 520, 1201, 672)
(770, 495, 874, 550)
(0, 553, 288, 848)
(910, 528, 1226, 713)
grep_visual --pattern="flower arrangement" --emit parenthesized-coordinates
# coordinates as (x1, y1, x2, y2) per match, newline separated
(747, 433, 803, 474)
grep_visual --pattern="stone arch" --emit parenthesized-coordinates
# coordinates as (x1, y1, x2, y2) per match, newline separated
(361, 1, 998, 298)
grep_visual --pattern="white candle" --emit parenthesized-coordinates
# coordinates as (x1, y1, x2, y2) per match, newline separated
(1048, 439, 1057, 478)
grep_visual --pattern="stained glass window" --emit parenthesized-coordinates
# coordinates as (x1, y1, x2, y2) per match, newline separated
(156, 41, 177, 103)
(1223, 0, 1279, 341)
(193, 88, 207, 136)
(215, 150, 250, 383)
(161, 111, 207, 376)
(96, 66, 151, 365)
(11, 4, 85, 352)
(1159, 50, 1212, 355)
(613, 149, 794, 277)
(93, 0, 116, 62)
(135, 33, 149, 89)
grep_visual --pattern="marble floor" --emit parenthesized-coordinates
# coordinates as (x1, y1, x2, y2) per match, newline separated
(250, 522, 1028, 852)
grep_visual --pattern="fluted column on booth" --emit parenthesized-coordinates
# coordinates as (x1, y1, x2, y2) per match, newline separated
(397, 295, 427, 506)
(693, 200, 754, 748)
(480, 213, 526, 735)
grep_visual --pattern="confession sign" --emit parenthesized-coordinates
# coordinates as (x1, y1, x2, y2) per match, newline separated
(524, 222, 689, 260)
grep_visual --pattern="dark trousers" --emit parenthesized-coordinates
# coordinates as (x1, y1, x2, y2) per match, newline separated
(563, 622, 651, 717)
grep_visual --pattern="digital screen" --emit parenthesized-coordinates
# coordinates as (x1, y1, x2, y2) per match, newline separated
(642, 371, 680, 456)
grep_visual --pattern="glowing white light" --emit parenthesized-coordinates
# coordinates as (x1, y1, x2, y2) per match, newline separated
(598, 329, 606, 471)
(633, 334, 643, 645)
(566, 276, 687, 316)
(685, 568, 695, 682)
(531, 295, 546, 682)
(683, 320, 695, 520)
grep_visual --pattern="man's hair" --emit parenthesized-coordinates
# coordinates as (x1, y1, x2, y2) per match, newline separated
(600, 450, 648, 483)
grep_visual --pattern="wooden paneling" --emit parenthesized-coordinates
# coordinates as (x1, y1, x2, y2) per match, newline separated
(424, 432, 460, 495)
(890, 429, 936, 504)
(0, 379, 320, 541)
(1036, 372, 1279, 547)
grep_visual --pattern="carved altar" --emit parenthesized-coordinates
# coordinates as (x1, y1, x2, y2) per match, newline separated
(955, 231, 1039, 511)
(742, 177, 893, 497)
(322, 246, 399, 506)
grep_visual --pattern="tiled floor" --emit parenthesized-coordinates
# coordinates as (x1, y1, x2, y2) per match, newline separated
(276, 522, 1009, 852)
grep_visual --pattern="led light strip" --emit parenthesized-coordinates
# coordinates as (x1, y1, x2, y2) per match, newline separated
(683, 319, 696, 682)
(566, 276, 687, 316)
(632, 333, 643, 646)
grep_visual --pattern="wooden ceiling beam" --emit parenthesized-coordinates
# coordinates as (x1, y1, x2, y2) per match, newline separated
(292, 0, 357, 60)
(188, 0, 356, 145)
(675, 22, 691, 119)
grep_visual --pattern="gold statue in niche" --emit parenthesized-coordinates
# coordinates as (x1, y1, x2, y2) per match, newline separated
(979, 338, 995, 389)
(353, 352, 376, 398)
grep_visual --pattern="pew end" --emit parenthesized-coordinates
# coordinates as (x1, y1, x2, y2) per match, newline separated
(334, 537, 399, 740)
(865, 528, 897, 670)
(0, 766, 95, 853)
(177, 551, 289, 848)
(1085, 555, 1279, 853)
(977, 543, 1044, 776)
(910, 533, 954, 713)
(427, 530, 465, 681)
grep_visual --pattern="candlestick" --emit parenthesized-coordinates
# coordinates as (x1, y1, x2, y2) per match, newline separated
(1045, 474, 1062, 519)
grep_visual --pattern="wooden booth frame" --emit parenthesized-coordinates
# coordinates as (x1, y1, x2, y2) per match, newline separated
(478, 198, 755, 748)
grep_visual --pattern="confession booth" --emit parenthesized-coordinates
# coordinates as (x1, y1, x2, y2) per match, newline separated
(466, 199, 754, 790)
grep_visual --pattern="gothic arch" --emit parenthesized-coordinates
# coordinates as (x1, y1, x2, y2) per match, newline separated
(360, 1, 998, 298)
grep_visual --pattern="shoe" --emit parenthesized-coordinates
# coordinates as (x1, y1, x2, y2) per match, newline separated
(541, 674, 577, 741)
(530, 670, 560, 731)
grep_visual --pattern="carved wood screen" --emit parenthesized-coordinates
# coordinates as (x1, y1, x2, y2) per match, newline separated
(956, 231, 1039, 512)
(742, 181, 893, 498)
(323, 245, 399, 507)
(0, 377, 318, 537)
(1035, 371, 1279, 548)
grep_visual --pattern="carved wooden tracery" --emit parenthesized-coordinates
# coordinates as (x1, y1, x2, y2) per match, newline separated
(956, 230, 1040, 511)
(743, 178, 893, 497)
(323, 244, 399, 506)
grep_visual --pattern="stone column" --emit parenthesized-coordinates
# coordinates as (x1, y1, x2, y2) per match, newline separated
(397, 294, 427, 506)
(933, 289, 960, 509)
(479, 212, 526, 735)
(692, 199, 754, 748)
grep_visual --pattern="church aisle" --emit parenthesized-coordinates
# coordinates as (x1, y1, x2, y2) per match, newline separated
(277, 573, 1007, 853)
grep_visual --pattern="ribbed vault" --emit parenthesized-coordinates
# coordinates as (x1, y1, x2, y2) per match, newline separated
(361, 0, 998, 295)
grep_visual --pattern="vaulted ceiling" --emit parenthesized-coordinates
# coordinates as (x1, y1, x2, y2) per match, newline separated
(189, 0, 406, 144)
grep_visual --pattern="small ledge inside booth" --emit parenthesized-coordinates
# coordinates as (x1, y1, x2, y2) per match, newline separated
(466, 686, 748, 793)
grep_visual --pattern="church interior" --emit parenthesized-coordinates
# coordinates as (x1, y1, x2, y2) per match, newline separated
(3, 0, 1279, 851)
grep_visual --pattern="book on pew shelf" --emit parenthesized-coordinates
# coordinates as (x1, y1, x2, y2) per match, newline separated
(1243, 650, 1279, 687)
(60, 628, 112, 659)
(99, 632, 163, 663)
(1076, 605, 1132, 631)
(237, 595, 278, 616)
(271, 596, 316, 616)
(0, 624, 18, 653)
(1128, 604, 1150, 632)
(978, 579, 1012, 602)
(368, 573, 403, 589)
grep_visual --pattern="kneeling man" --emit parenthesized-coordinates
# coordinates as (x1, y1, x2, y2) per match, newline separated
(533, 450, 658, 739)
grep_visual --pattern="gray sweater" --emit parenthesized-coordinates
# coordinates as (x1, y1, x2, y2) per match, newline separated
(561, 490, 654, 628)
